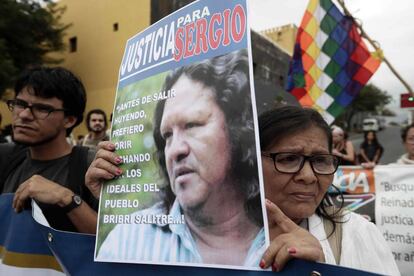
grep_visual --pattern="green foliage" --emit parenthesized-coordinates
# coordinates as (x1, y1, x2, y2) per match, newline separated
(334, 83, 392, 129)
(0, 0, 68, 98)
(381, 108, 396, 117)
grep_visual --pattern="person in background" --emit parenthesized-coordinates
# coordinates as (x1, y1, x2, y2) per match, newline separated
(396, 123, 414, 164)
(79, 109, 109, 149)
(359, 131, 383, 167)
(331, 126, 355, 165)
(258, 106, 399, 275)
(1, 124, 13, 143)
(0, 112, 8, 143)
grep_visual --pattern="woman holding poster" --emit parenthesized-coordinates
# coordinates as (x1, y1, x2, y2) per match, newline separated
(258, 106, 399, 275)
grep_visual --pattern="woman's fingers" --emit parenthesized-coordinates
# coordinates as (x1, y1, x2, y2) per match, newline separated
(95, 148, 121, 166)
(261, 234, 291, 271)
(85, 142, 122, 199)
(287, 245, 325, 263)
(266, 199, 298, 232)
(261, 199, 325, 272)
(97, 141, 116, 152)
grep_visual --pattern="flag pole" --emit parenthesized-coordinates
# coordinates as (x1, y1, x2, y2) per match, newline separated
(337, 0, 414, 96)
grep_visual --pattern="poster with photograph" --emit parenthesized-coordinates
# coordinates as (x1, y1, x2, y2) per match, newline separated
(330, 165, 414, 276)
(95, 0, 269, 270)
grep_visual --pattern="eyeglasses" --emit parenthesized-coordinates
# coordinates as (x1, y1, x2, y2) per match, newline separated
(7, 99, 67, 120)
(262, 152, 339, 175)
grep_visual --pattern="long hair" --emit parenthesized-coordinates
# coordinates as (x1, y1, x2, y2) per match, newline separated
(85, 109, 107, 132)
(361, 131, 381, 148)
(153, 49, 262, 226)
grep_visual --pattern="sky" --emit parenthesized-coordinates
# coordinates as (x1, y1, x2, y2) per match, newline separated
(249, 0, 414, 113)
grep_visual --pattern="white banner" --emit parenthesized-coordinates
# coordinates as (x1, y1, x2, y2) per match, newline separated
(374, 165, 414, 276)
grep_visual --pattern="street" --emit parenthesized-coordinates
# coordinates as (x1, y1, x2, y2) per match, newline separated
(348, 125, 405, 164)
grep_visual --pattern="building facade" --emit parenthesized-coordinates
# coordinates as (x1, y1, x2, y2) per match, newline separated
(0, 0, 297, 136)
(52, 0, 151, 137)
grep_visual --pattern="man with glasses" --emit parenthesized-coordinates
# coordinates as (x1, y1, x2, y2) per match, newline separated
(396, 123, 414, 164)
(0, 66, 97, 233)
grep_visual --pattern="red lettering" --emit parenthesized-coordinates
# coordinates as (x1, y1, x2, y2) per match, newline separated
(175, 5, 246, 61)
(174, 27, 184, 61)
(184, 22, 195, 58)
(209, 13, 222, 50)
(231, 5, 246, 42)
(222, 9, 231, 46)
(194, 18, 208, 55)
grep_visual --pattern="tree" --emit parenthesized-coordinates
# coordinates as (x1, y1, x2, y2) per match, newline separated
(334, 83, 392, 130)
(0, 0, 68, 98)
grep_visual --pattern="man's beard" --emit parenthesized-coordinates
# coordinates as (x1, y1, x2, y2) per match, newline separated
(91, 126, 104, 133)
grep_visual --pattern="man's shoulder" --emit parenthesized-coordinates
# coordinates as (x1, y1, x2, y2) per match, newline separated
(0, 142, 23, 152)
(0, 143, 29, 193)
(0, 143, 28, 166)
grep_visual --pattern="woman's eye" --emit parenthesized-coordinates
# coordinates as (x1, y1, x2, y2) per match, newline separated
(278, 155, 299, 163)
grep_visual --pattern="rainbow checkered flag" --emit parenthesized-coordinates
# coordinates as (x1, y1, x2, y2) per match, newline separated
(286, 0, 382, 123)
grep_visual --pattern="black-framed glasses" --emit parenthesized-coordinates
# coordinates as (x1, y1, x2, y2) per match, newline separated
(7, 99, 67, 120)
(262, 152, 339, 175)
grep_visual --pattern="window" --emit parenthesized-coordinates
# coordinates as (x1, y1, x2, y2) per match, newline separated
(69, 37, 77, 52)
(113, 23, 119, 32)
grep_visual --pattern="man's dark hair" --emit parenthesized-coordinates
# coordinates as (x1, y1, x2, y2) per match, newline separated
(401, 123, 414, 142)
(14, 66, 86, 135)
(258, 105, 343, 235)
(153, 49, 262, 226)
(85, 109, 107, 132)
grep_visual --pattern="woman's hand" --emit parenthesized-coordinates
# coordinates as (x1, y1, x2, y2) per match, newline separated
(332, 148, 341, 157)
(85, 141, 123, 199)
(260, 199, 325, 272)
(361, 161, 376, 169)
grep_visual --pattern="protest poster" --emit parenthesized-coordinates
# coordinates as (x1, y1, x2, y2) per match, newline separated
(0, 194, 378, 276)
(331, 166, 376, 221)
(95, 0, 269, 270)
(374, 165, 414, 276)
(331, 165, 414, 276)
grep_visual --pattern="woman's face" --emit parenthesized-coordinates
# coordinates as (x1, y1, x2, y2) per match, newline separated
(332, 129, 344, 144)
(367, 131, 375, 141)
(262, 127, 334, 223)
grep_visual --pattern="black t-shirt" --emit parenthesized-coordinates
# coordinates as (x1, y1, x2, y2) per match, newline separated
(0, 133, 8, 144)
(361, 143, 381, 162)
(0, 144, 97, 232)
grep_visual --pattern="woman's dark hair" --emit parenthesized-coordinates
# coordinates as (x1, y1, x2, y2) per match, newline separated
(153, 49, 262, 226)
(14, 66, 86, 135)
(258, 105, 344, 236)
(361, 131, 381, 148)
(401, 123, 414, 142)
